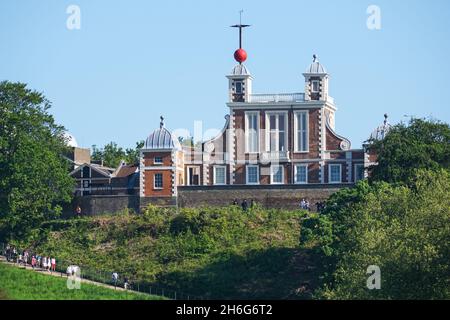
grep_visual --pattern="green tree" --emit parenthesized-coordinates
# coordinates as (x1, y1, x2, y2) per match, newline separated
(318, 170, 450, 299)
(369, 118, 450, 184)
(0, 81, 74, 240)
(91, 141, 144, 168)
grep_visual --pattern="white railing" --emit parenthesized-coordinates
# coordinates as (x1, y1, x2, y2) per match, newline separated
(261, 151, 290, 162)
(248, 93, 305, 103)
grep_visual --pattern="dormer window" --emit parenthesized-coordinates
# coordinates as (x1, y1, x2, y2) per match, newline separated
(311, 80, 320, 93)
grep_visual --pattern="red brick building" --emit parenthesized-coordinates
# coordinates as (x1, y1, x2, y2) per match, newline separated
(140, 53, 369, 200)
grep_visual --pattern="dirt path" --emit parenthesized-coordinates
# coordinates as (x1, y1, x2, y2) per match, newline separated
(0, 256, 133, 294)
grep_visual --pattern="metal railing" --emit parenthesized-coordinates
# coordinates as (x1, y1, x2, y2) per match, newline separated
(249, 93, 305, 103)
(0, 243, 204, 300)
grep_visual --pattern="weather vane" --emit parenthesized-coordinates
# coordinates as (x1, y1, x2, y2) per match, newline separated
(231, 10, 251, 64)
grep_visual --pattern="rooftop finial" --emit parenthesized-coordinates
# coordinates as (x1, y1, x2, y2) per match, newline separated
(160, 116, 165, 129)
(313, 54, 318, 62)
(384, 113, 388, 125)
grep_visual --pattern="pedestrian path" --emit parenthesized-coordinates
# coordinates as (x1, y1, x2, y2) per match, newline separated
(0, 255, 132, 294)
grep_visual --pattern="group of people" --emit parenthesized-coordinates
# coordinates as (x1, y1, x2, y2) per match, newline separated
(4, 244, 57, 272)
(299, 199, 326, 212)
(299, 198, 311, 211)
(111, 271, 130, 290)
(232, 198, 326, 212)
(232, 199, 256, 211)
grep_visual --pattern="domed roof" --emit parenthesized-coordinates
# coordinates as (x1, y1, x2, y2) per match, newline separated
(144, 117, 181, 150)
(230, 64, 251, 76)
(305, 55, 327, 74)
(63, 132, 78, 148)
(370, 114, 392, 141)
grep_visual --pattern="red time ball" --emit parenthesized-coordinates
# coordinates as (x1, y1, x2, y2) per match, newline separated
(234, 48, 247, 63)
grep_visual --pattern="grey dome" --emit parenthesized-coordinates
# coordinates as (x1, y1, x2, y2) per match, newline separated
(305, 55, 327, 74)
(306, 61, 327, 74)
(231, 64, 251, 76)
(144, 127, 181, 150)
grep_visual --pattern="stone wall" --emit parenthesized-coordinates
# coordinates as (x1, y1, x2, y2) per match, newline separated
(62, 195, 140, 217)
(178, 184, 350, 211)
(63, 184, 351, 216)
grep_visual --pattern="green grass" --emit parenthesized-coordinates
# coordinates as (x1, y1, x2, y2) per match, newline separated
(0, 263, 164, 300)
(9, 205, 324, 299)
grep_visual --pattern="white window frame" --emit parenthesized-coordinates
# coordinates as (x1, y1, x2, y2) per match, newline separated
(186, 166, 200, 186)
(246, 165, 260, 185)
(213, 165, 227, 185)
(294, 164, 308, 184)
(311, 80, 320, 93)
(270, 165, 285, 185)
(265, 111, 288, 152)
(328, 164, 342, 184)
(294, 111, 309, 153)
(154, 173, 163, 189)
(245, 111, 260, 154)
(154, 156, 163, 164)
(354, 164, 365, 182)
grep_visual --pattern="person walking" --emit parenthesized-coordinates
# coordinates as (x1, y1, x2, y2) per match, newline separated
(75, 205, 82, 218)
(51, 257, 56, 272)
(23, 251, 28, 266)
(124, 276, 129, 290)
(31, 256, 36, 270)
(300, 199, 306, 210)
(112, 272, 119, 289)
(47, 257, 51, 271)
(241, 199, 248, 212)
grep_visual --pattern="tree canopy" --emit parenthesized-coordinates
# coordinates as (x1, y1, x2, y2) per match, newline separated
(369, 118, 450, 184)
(0, 81, 74, 240)
(301, 118, 450, 299)
(312, 170, 450, 299)
(91, 141, 144, 168)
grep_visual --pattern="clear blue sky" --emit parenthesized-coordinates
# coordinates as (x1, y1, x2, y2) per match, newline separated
(1, 0, 450, 149)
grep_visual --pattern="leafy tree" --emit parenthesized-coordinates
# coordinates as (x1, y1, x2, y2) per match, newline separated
(368, 118, 450, 184)
(0, 81, 74, 240)
(91, 141, 144, 168)
(317, 170, 450, 299)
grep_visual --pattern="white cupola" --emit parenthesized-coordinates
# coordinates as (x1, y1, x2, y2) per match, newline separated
(303, 55, 330, 102)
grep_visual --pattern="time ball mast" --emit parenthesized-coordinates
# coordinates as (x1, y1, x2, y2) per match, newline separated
(231, 12, 250, 64)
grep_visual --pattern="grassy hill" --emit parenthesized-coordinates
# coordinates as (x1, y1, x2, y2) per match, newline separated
(0, 263, 164, 300)
(11, 205, 323, 300)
